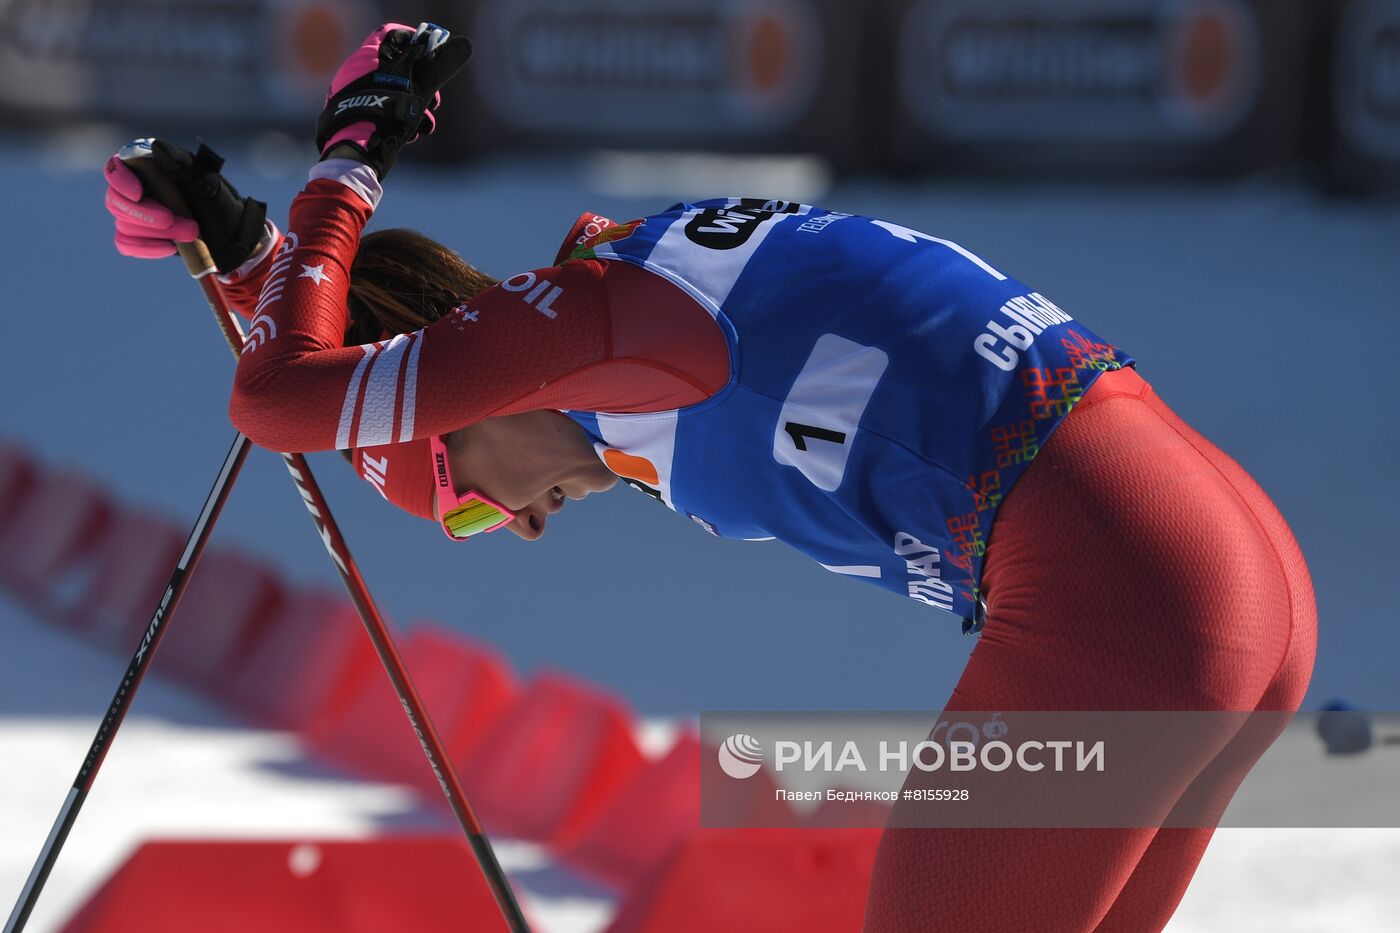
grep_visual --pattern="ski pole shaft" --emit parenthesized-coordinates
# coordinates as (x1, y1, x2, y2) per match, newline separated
(5, 434, 252, 933)
(268, 443, 525, 930)
(129, 158, 529, 932)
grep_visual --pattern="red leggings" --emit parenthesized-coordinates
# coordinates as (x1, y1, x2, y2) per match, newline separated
(864, 366, 1317, 932)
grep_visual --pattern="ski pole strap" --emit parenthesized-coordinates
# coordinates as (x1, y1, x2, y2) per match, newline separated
(314, 87, 428, 150)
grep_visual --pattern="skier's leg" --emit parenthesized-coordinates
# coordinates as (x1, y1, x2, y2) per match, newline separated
(864, 367, 1314, 932)
(1090, 381, 1317, 933)
(1091, 587, 1314, 933)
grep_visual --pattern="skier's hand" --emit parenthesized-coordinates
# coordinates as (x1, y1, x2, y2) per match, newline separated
(104, 138, 268, 274)
(315, 21, 473, 180)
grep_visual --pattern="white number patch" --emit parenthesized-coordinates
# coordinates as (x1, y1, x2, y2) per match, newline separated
(773, 334, 889, 492)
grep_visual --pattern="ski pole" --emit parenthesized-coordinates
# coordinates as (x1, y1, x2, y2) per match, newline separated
(5, 434, 253, 933)
(125, 157, 529, 932)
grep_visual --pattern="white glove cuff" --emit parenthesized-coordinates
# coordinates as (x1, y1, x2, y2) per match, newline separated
(309, 159, 384, 211)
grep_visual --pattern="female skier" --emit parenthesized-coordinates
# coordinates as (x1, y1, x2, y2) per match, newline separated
(103, 22, 1316, 932)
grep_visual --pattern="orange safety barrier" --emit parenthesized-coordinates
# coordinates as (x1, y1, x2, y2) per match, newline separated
(311, 623, 517, 799)
(606, 828, 881, 933)
(60, 837, 520, 933)
(462, 671, 646, 847)
(563, 731, 703, 888)
(219, 588, 380, 739)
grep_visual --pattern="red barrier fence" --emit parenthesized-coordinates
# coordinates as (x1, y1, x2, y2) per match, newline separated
(0, 438, 885, 930)
(313, 624, 517, 799)
(64, 508, 185, 645)
(461, 671, 647, 846)
(606, 828, 881, 933)
(220, 587, 383, 738)
(162, 550, 284, 685)
(0, 465, 109, 613)
(60, 839, 513, 933)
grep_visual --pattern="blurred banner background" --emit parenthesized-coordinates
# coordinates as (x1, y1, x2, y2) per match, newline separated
(1, 0, 1397, 191)
(1, 3, 1398, 930)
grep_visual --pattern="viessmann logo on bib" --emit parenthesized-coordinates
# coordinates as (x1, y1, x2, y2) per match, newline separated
(683, 199, 802, 250)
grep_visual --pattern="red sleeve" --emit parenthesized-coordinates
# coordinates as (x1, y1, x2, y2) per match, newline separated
(214, 222, 285, 320)
(228, 172, 728, 453)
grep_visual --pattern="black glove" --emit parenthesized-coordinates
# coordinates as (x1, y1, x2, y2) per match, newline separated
(315, 22, 473, 179)
(122, 139, 268, 274)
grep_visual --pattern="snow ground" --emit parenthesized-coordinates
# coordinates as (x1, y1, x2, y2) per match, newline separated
(1167, 829, 1400, 932)
(3, 599, 1399, 931)
(0, 599, 615, 933)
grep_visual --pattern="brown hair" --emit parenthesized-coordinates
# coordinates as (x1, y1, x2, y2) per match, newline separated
(338, 229, 497, 464)
(345, 228, 498, 344)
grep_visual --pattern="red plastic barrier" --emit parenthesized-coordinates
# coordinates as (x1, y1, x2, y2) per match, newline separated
(606, 828, 882, 933)
(158, 549, 283, 686)
(563, 732, 702, 887)
(60, 837, 518, 933)
(312, 623, 516, 799)
(0, 466, 110, 608)
(699, 745, 797, 830)
(63, 508, 184, 644)
(463, 671, 646, 846)
(0, 442, 35, 535)
(220, 588, 380, 738)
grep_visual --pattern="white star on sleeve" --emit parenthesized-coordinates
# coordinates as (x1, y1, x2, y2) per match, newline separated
(299, 263, 330, 285)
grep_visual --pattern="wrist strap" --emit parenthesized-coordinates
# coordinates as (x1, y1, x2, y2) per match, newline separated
(315, 86, 426, 151)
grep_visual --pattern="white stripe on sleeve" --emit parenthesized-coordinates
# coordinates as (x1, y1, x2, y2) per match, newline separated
(356, 333, 413, 447)
(397, 333, 423, 442)
(336, 345, 377, 450)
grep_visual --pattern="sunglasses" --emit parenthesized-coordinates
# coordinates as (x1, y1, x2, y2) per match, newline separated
(430, 434, 515, 540)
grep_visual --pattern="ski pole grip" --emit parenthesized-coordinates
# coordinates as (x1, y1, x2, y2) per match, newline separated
(121, 157, 217, 278)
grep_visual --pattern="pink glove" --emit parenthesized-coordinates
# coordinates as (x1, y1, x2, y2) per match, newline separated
(315, 22, 473, 179)
(321, 21, 419, 155)
(103, 139, 198, 260)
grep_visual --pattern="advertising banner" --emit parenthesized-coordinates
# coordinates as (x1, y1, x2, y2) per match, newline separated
(429, 0, 868, 166)
(880, 0, 1312, 174)
(1317, 0, 1400, 190)
(0, 0, 375, 128)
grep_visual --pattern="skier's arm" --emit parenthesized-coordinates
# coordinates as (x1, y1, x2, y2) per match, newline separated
(228, 167, 727, 453)
(230, 19, 725, 453)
